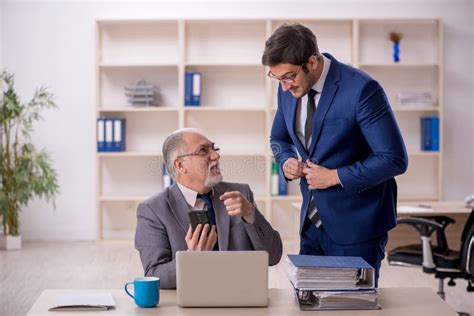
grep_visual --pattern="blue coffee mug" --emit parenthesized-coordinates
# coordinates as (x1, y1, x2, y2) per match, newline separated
(124, 277, 160, 308)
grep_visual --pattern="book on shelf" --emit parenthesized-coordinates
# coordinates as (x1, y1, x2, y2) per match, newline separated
(420, 116, 439, 151)
(185, 72, 202, 106)
(162, 163, 173, 188)
(287, 254, 379, 311)
(96, 118, 105, 152)
(271, 161, 288, 196)
(97, 118, 126, 152)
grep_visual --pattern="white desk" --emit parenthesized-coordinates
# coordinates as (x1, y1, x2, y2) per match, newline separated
(27, 288, 457, 315)
(291, 201, 471, 215)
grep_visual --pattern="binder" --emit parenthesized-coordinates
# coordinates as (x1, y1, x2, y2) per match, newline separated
(420, 117, 431, 151)
(294, 288, 380, 311)
(278, 165, 288, 195)
(271, 161, 279, 196)
(112, 119, 126, 152)
(97, 118, 106, 152)
(430, 116, 439, 151)
(185, 72, 194, 106)
(104, 119, 114, 152)
(162, 163, 173, 188)
(288, 255, 379, 311)
(287, 255, 375, 290)
(192, 72, 201, 106)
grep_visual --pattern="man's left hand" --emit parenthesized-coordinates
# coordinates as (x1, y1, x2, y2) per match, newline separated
(219, 191, 254, 219)
(303, 160, 341, 190)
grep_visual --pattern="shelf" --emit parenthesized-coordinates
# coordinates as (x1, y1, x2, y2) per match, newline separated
(99, 63, 178, 68)
(96, 18, 443, 240)
(270, 195, 302, 202)
(99, 195, 150, 202)
(359, 63, 439, 68)
(391, 105, 439, 112)
(185, 20, 266, 65)
(98, 151, 268, 158)
(98, 152, 160, 157)
(184, 107, 266, 112)
(185, 62, 262, 67)
(98, 107, 178, 113)
(408, 151, 440, 157)
(100, 66, 179, 108)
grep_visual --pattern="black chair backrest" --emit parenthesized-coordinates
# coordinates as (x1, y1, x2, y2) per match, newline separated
(460, 209, 474, 275)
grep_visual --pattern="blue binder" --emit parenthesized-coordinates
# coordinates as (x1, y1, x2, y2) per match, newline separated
(104, 119, 114, 152)
(420, 117, 431, 151)
(287, 254, 375, 290)
(185, 72, 194, 106)
(278, 167, 288, 195)
(192, 72, 201, 106)
(162, 163, 173, 188)
(97, 118, 106, 152)
(112, 118, 126, 152)
(430, 116, 440, 151)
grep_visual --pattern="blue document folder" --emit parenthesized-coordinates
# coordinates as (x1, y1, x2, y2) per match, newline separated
(287, 255, 375, 291)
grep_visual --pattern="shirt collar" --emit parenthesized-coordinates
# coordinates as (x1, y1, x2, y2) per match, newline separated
(312, 54, 331, 94)
(176, 182, 213, 207)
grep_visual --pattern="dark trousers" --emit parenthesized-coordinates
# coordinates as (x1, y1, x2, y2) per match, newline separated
(300, 218, 388, 287)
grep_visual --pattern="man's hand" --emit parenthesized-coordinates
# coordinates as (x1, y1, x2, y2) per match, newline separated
(303, 160, 341, 190)
(185, 224, 217, 251)
(282, 158, 305, 180)
(219, 191, 254, 219)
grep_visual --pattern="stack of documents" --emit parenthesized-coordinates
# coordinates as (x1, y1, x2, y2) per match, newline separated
(287, 255, 380, 311)
(124, 79, 163, 106)
(395, 91, 433, 106)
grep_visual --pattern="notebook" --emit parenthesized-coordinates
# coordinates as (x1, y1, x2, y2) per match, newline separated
(48, 293, 116, 311)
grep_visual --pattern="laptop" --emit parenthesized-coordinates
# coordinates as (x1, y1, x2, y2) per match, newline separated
(176, 251, 269, 307)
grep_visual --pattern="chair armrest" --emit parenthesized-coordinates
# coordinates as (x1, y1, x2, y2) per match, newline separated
(396, 216, 455, 272)
(397, 217, 443, 236)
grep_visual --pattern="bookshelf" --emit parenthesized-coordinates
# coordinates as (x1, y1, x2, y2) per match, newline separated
(96, 18, 443, 240)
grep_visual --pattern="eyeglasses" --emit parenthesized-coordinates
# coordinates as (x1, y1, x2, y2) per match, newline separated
(267, 64, 304, 84)
(177, 143, 220, 159)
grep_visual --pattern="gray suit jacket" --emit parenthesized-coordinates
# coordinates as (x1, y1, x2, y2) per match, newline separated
(135, 181, 283, 289)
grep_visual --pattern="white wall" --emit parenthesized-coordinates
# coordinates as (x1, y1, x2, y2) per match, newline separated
(1, 0, 473, 240)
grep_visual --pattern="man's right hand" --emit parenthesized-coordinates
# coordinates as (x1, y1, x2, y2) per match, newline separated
(282, 158, 305, 180)
(185, 224, 218, 251)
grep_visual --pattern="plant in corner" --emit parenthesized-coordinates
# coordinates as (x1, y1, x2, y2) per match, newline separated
(0, 69, 59, 249)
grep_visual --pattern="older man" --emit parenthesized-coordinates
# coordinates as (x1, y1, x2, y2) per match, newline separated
(135, 128, 283, 289)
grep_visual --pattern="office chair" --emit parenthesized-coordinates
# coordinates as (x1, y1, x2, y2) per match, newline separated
(387, 208, 474, 302)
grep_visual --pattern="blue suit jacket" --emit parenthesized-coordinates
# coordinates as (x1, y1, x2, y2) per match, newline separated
(270, 53, 408, 245)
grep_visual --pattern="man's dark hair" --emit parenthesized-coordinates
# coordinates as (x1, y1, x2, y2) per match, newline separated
(261, 23, 320, 66)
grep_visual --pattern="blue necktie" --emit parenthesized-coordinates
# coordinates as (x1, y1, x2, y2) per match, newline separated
(197, 192, 218, 250)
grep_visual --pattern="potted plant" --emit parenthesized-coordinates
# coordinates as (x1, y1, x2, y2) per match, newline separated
(0, 69, 59, 250)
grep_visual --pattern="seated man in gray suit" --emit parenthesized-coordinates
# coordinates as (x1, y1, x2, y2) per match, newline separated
(135, 128, 283, 289)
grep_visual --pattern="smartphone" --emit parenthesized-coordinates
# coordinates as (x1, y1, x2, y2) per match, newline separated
(188, 210, 210, 231)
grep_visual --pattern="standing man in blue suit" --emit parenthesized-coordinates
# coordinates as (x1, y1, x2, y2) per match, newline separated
(262, 23, 408, 284)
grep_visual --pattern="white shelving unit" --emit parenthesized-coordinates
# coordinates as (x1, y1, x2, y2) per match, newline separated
(96, 18, 443, 240)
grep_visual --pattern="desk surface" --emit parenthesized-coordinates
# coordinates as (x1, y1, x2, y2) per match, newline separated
(290, 201, 471, 215)
(27, 288, 457, 316)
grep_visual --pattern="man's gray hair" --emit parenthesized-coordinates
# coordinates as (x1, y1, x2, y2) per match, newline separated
(162, 128, 198, 179)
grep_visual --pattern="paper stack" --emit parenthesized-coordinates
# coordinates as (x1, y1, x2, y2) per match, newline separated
(124, 79, 163, 106)
(287, 255, 380, 311)
(395, 91, 433, 106)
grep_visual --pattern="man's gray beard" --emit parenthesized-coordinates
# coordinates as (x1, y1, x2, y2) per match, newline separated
(204, 173, 223, 188)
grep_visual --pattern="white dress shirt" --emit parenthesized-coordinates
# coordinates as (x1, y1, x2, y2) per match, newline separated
(295, 54, 331, 149)
(176, 182, 255, 223)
